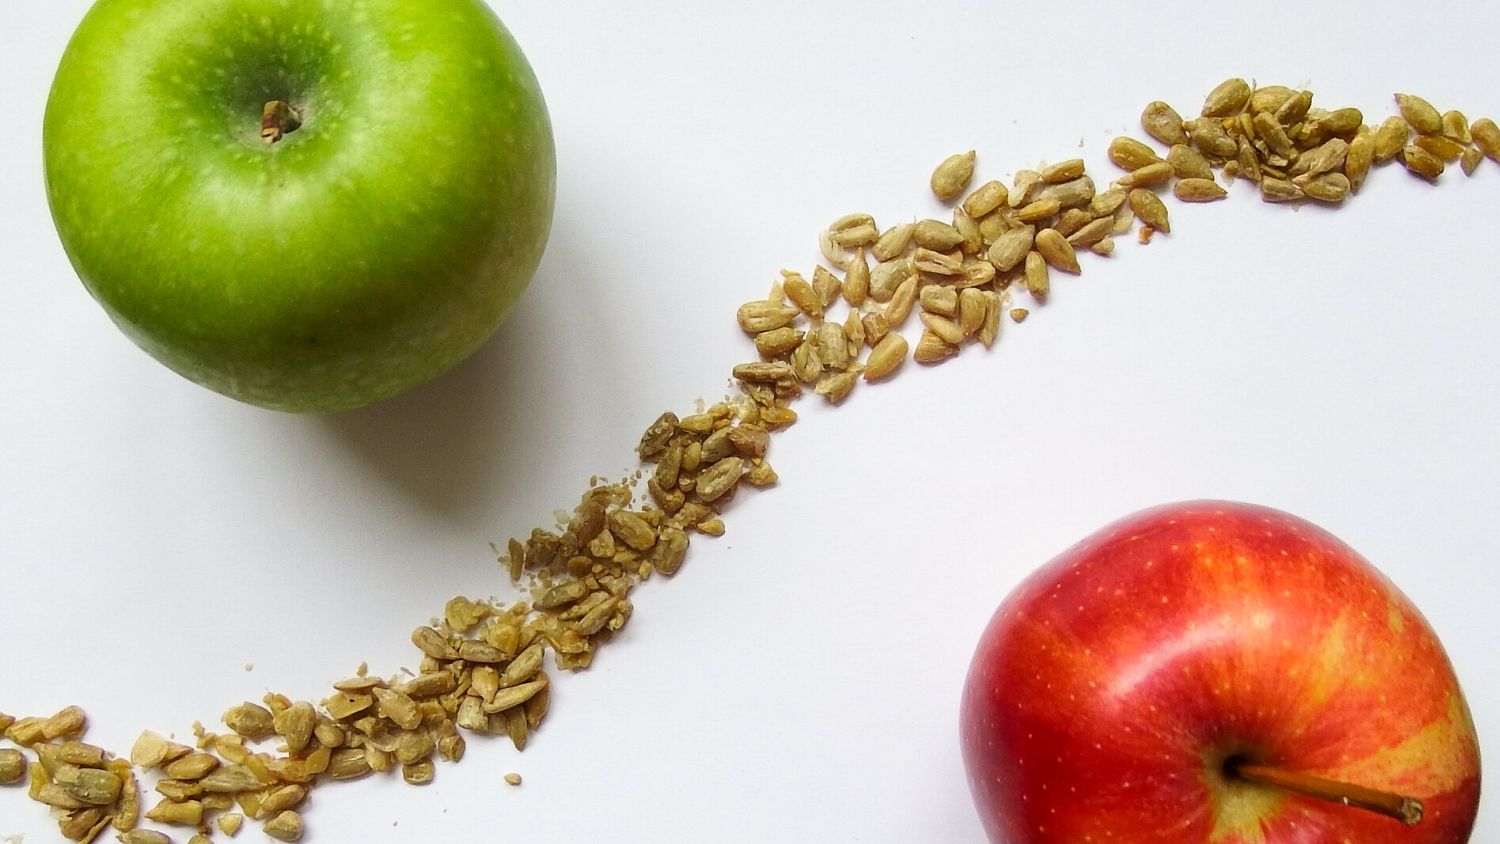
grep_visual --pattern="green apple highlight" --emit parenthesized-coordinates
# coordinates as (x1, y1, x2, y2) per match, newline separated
(44, 0, 555, 412)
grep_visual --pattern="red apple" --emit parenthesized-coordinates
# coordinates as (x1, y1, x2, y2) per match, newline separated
(960, 501, 1481, 843)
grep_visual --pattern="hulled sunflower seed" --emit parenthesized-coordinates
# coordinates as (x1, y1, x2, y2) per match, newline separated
(1301, 172, 1350, 203)
(978, 291, 1002, 348)
(1008, 169, 1042, 207)
(841, 249, 870, 306)
(1461, 144, 1483, 175)
(1040, 175, 1095, 209)
(912, 247, 963, 276)
(1066, 217, 1114, 248)
(861, 313, 889, 347)
(1127, 188, 1170, 232)
(1116, 161, 1174, 189)
(1174, 178, 1227, 202)
(919, 312, 965, 345)
(1023, 251, 1049, 301)
(1416, 133, 1466, 162)
(831, 222, 878, 247)
(872, 223, 915, 262)
(1293, 138, 1348, 180)
(1202, 78, 1251, 117)
(863, 334, 908, 381)
(962, 180, 1008, 218)
(1184, 117, 1238, 158)
(1259, 177, 1302, 203)
(736, 301, 798, 334)
(869, 258, 911, 302)
(1252, 112, 1295, 157)
(884, 277, 918, 325)
(1249, 84, 1296, 115)
(1040, 159, 1085, 183)
(1395, 93, 1443, 135)
(930, 150, 976, 200)
(815, 371, 858, 404)
(953, 208, 982, 255)
(1141, 100, 1188, 146)
(1107, 136, 1161, 171)
(1013, 197, 1061, 223)
(913, 219, 965, 251)
(1166, 144, 1213, 181)
(1034, 229, 1080, 274)
(42, 707, 86, 741)
(754, 327, 804, 358)
(958, 288, 986, 337)
(696, 457, 744, 502)
(1089, 188, 1127, 217)
(732, 361, 794, 383)
(1373, 116, 1412, 162)
(919, 285, 958, 317)
(1472, 118, 1500, 162)
(1401, 144, 1445, 181)
(265, 810, 304, 842)
(782, 272, 822, 320)
(986, 225, 1034, 272)
(1088, 237, 1115, 256)
(1054, 208, 1091, 237)
(0, 749, 26, 784)
(1442, 110, 1471, 144)
(913, 330, 958, 364)
(1274, 90, 1313, 125)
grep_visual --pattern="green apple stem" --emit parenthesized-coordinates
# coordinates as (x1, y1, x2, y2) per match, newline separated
(260, 100, 302, 144)
(1226, 758, 1423, 826)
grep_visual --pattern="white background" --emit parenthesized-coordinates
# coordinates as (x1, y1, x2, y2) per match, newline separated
(3, 1, 1497, 841)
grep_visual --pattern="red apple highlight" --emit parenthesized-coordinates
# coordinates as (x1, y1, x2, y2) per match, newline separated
(960, 501, 1480, 843)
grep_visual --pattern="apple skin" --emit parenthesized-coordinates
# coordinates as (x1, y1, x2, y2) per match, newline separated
(960, 501, 1480, 843)
(44, 0, 555, 412)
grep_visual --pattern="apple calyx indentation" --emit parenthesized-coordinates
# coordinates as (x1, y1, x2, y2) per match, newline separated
(1223, 755, 1424, 827)
(260, 100, 303, 144)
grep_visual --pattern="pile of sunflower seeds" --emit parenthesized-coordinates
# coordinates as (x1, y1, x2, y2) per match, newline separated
(3, 82, 1494, 843)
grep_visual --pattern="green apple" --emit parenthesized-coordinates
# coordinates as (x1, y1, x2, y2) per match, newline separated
(44, 0, 555, 412)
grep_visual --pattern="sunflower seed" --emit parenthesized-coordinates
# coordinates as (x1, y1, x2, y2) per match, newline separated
(931, 150, 976, 200)
(1166, 144, 1213, 180)
(1184, 117, 1238, 158)
(145, 798, 203, 826)
(1252, 112, 1294, 157)
(1274, 90, 1313, 125)
(986, 225, 1034, 272)
(1089, 237, 1115, 256)
(1089, 188, 1127, 217)
(1202, 78, 1251, 117)
(838, 250, 870, 306)
(913, 219, 966, 251)
(1039, 175, 1095, 209)
(1141, 101, 1188, 146)
(1008, 169, 1042, 207)
(869, 258, 912, 302)
(1174, 178, 1227, 202)
(1023, 251, 1049, 301)
(1127, 189, 1171, 232)
(0, 749, 24, 784)
(913, 330, 958, 364)
(962, 180, 1008, 218)
(1013, 197, 1061, 223)
(1116, 161, 1174, 189)
(913, 247, 963, 277)
(1054, 208, 1091, 238)
(754, 327, 804, 358)
(1461, 144, 1483, 176)
(163, 753, 218, 782)
(1034, 229, 1080, 274)
(872, 224, 915, 262)
(1040, 159, 1085, 183)
(1234, 136, 1262, 183)
(119, 833, 171, 844)
(736, 301, 798, 334)
(920, 285, 958, 316)
(958, 288, 986, 337)
(917, 312, 963, 345)
(1107, 137, 1161, 170)
(43, 707, 86, 741)
(977, 291, 1002, 348)
(1440, 110, 1471, 144)
(1302, 172, 1350, 203)
(1395, 93, 1442, 135)
(953, 208, 982, 255)
(1066, 217, 1114, 248)
(1249, 85, 1296, 115)
(1401, 144, 1445, 181)
(782, 272, 822, 320)
(1373, 116, 1412, 162)
(814, 371, 858, 404)
(863, 334, 908, 381)
(1259, 177, 1303, 203)
(961, 259, 996, 288)
(884, 277, 918, 325)
(1473, 118, 1500, 162)
(1416, 133, 1466, 162)
(265, 810, 304, 841)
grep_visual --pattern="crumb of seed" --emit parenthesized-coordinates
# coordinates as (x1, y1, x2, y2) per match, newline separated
(1138, 225, 1155, 244)
(1010, 309, 1030, 323)
(504, 773, 522, 786)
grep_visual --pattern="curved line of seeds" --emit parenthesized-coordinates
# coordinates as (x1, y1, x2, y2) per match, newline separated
(2, 80, 1496, 844)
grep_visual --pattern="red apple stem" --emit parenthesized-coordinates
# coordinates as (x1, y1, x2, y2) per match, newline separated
(261, 100, 302, 144)
(1226, 758, 1423, 826)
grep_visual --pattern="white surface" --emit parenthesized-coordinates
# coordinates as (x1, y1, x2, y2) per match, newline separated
(3, 1, 1497, 841)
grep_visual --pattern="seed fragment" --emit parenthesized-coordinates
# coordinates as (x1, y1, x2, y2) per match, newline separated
(931, 150, 976, 200)
(913, 330, 958, 364)
(505, 772, 523, 786)
(1202, 78, 1251, 117)
(273, 702, 316, 755)
(731, 361, 795, 384)
(119, 833, 171, 844)
(1461, 145, 1483, 176)
(1127, 189, 1170, 233)
(1033, 229, 1080, 274)
(1107, 137, 1161, 171)
(265, 810, 305, 842)
(814, 371, 857, 404)
(1141, 101, 1188, 146)
(1415, 133, 1466, 163)
(1395, 93, 1443, 135)
(1259, 177, 1302, 203)
(863, 334, 908, 381)
(0, 749, 25, 784)
(1252, 112, 1294, 157)
(1008, 169, 1042, 207)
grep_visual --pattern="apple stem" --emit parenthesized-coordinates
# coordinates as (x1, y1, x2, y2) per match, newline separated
(1225, 758, 1423, 826)
(261, 100, 302, 144)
